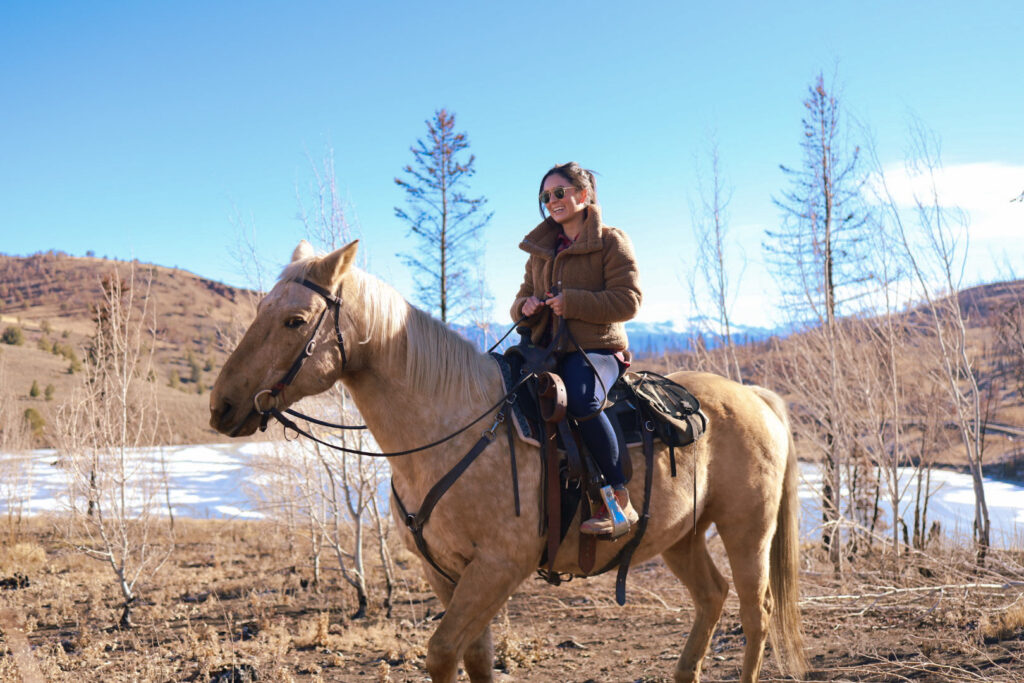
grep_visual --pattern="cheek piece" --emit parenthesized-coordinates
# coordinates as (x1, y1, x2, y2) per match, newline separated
(254, 278, 348, 432)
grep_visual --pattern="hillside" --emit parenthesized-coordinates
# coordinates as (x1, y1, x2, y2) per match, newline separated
(3, 251, 1024, 470)
(0, 251, 258, 445)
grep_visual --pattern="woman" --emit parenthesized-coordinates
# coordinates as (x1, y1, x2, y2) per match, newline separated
(511, 162, 643, 535)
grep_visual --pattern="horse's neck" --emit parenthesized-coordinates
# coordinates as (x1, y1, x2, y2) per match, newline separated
(340, 312, 502, 486)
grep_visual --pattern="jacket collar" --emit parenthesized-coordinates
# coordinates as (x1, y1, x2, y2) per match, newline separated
(519, 205, 604, 259)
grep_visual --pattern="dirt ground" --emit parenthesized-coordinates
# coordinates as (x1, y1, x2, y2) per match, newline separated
(1, 518, 1022, 682)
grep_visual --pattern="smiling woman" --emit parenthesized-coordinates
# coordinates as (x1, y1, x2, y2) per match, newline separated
(512, 161, 644, 535)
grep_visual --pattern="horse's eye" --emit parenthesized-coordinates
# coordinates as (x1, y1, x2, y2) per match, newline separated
(285, 317, 306, 329)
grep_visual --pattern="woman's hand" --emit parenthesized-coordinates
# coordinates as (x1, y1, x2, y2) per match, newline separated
(522, 296, 544, 316)
(545, 293, 564, 316)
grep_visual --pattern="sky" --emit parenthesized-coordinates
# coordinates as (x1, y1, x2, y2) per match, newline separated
(2, 1, 1023, 329)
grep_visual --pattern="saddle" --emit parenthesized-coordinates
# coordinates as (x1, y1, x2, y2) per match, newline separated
(492, 343, 707, 605)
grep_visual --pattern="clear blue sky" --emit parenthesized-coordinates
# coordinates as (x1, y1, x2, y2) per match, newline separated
(2, 1, 1022, 328)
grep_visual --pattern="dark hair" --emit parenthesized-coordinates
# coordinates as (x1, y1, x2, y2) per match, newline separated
(538, 162, 599, 219)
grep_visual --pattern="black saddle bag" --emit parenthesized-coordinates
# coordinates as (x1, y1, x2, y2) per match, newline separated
(622, 371, 706, 449)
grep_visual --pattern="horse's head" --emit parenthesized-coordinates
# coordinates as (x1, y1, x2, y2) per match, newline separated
(209, 240, 359, 436)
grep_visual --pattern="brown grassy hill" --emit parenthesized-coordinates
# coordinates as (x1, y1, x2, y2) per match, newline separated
(639, 278, 1024, 478)
(0, 251, 258, 445)
(3, 250, 1023, 461)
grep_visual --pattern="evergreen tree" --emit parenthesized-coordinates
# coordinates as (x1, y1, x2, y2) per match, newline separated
(395, 109, 493, 323)
(765, 71, 868, 569)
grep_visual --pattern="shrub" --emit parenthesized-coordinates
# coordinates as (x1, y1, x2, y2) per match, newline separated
(2, 326, 23, 345)
(29, 380, 40, 398)
(23, 408, 44, 439)
(44, 384, 55, 401)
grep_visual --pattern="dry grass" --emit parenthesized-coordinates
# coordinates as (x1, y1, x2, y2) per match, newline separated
(0, 516, 1020, 681)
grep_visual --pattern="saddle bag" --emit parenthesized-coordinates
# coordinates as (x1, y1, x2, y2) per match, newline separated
(623, 371, 706, 448)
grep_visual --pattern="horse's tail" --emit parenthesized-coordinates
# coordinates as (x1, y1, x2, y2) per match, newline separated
(752, 386, 807, 678)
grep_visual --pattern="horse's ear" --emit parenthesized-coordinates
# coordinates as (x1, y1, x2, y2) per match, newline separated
(291, 240, 315, 262)
(311, 240, 359, 290)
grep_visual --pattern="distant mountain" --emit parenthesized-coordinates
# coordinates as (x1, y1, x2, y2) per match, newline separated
(624, 319, 787, 356)
(452, 318, 789, 356)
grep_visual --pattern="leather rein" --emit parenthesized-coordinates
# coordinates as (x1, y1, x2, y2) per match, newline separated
(253, 278, 536, 458)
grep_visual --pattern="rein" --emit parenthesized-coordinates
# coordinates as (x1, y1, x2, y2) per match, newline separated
(262, 373, 532, 458)
(249, 277, 540, 584)
(253, 277, 535, 458)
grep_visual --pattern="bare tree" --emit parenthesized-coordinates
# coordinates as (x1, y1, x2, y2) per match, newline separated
(296, 148, 396, 616)
(395, 109, 493, 324)
(54, 265, 174, 628)
(868, 121, 992, 563)
(0, 357, 33, 537)
(688, 137, 744, 381)
(766, 71, 869, 569)
(996, 299, 1024, 400)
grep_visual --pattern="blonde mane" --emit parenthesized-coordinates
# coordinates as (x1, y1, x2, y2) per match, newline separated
(278, 259, 496, 406)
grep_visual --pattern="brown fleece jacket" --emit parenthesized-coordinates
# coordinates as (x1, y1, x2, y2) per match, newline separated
(510, 205, 642, 351)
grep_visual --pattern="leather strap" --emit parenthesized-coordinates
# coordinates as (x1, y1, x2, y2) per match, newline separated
(578, 496, 596, 573)
(543, 419, 561, 572)
(557, 420, 585, 486)
(613, 421, 656, 605)
(506, 419, 520, 517)
(392, 418, 504, 585)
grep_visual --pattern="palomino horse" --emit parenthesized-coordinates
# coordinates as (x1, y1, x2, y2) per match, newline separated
(209, 241, 805, 683)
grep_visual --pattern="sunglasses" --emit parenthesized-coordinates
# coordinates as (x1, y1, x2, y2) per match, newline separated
(539, 186, 576, 204)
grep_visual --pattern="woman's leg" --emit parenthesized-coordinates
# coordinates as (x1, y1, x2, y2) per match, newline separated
(560, 350, 625, 487)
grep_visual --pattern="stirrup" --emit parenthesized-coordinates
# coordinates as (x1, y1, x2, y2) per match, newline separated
(580, 485, 631, 539)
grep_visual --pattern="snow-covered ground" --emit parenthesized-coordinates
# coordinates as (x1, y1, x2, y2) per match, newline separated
(1, 444, 1021, 547)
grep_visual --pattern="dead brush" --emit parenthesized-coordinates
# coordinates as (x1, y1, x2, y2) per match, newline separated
(294, 611, 334, 649)
(979, 601, 1024, 642)
(493, 610, 544, 674)
(0, 540, 47, 573)
(184, 621, 224, 677)
(331, 617, 423, 665)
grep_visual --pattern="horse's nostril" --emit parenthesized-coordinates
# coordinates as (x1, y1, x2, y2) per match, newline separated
(210, 399, 235, 430)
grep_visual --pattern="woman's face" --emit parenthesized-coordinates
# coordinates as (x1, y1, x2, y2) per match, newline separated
(541, 174, 587, 225)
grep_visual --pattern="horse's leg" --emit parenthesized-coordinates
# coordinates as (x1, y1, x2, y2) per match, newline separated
(717, 522, 774, 683)
(661, 532, 729, 683)
(422, 557, 525, 683)
(419, 567, 494, 682)
(462, 626, 495, 681)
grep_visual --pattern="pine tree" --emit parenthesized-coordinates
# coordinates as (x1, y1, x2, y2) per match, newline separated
(766, 71, 868, 570)
(395, 109, 493, 324)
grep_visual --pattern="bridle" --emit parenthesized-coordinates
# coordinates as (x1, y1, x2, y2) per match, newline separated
(243, 277, 563, 584)
(254, 278, 353, 433)
(250, 277, 536, 459)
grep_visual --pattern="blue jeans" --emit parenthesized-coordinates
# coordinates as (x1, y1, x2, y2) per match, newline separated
(559, 350, 625, 488)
